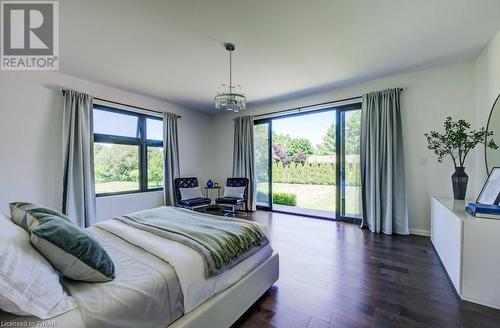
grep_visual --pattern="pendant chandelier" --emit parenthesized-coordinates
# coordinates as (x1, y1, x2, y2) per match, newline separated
(215, 42, 246, 112)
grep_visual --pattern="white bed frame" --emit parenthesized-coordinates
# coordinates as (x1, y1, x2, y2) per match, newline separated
(0, 253, 279, 328)
(170, 252, 279, 328)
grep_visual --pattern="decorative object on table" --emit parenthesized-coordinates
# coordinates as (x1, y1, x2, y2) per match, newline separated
(466, 202, 500, 220)
(476, 167, 500, 205)
(425, 117, 498, 200)
(214, 42, 246, 112)
(206, 179, 214, 188)
(214, 182, 219, 188)
(485, 93, 500, 173)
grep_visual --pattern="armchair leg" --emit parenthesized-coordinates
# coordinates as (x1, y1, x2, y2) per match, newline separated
(222, 205, 239, 217)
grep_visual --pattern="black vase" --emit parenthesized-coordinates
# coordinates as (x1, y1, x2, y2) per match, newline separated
(451, 166, 468, 200)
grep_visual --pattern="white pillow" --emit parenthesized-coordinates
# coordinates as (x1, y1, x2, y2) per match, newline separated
(223, 186, 246, 198)
(0, 213, 77, 319)
(179, 187, 203, 200)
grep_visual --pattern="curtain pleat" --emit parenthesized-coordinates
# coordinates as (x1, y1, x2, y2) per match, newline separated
(62, 90, 96, 227)
(360, 88, 409, 235)
(233, 116, 256, 211)
(163, 112, 180, 206)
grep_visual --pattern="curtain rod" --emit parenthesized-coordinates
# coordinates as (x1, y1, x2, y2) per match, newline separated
(61, 90, 181, 118)
(250, 88, 404, 119)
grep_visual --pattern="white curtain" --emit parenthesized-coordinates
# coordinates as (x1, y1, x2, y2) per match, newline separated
(360, 88, 409, 235)
(163, 112, 180, 206)
(62, 90, 96, 227)
(233, 116, 256, 211)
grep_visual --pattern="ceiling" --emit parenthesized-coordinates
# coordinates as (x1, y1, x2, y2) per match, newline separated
(59, 0, 500, 113)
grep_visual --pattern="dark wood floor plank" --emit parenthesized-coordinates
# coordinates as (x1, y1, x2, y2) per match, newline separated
(230, 211, 500, 328)
(306, 316, 332, 328)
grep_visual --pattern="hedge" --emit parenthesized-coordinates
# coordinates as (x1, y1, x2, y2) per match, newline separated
(272, 192, 297, 206)
(256, 191, 298, 207)
(269, 162, 360, 186)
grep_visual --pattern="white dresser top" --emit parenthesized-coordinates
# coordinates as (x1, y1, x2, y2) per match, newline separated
(433, 196, 478, 221)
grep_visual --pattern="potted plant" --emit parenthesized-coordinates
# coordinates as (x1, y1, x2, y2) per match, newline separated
(424, 117, 498, 200)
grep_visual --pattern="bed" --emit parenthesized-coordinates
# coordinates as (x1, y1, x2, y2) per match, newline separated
(0, 207, 279, 328)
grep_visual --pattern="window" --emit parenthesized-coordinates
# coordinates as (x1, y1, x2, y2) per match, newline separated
(93, 105, 164, 196)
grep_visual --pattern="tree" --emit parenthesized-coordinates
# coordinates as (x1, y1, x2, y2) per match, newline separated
(272, 133, 314, 163)
(93, 144, 140, 183)
(272, 144, 287, 163)
(315, 112, 361, 156)
(147, 148, 163, 187)
(255, 125, 271, 181)
(287, 138, 314, 157)
(345, 111, 361, 155)
(316, 123, 336, 155)
(272, 133, 292, 152)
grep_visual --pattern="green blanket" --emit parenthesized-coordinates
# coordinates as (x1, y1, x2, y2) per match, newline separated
(115, 207, 269, 277)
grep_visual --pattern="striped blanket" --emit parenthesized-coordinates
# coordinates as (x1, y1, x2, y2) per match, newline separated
(115, 207, 269, 277)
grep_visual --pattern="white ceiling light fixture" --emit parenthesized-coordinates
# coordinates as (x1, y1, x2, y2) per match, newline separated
(215, 42, 246, 112)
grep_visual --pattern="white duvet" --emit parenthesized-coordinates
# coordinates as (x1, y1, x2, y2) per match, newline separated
(96, 220, 273, 313)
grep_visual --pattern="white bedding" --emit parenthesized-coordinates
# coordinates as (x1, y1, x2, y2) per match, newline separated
(96, 219, 273, 313)
(64, 227, 184, 328)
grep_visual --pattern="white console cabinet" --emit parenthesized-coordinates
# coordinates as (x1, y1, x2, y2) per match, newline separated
(431, 197, 500, 309)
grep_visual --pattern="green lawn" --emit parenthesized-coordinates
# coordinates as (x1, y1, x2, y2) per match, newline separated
(257, 182, 361, 215)
(95, 181, 162, 194)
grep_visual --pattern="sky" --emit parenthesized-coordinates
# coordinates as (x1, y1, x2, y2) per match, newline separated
(272, 111, 335, 146)
(93, 109, 163, 140)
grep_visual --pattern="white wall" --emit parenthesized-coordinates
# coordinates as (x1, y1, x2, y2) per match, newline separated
(474, 30, 500, 193)
(0, 71, 213, 222)
(211, 61, 478, 235)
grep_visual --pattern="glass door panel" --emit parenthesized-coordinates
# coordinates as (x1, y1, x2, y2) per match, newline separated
(340, 110, 362, 219)
(254, 122, 272, 209)
(271, 111, 336, 219)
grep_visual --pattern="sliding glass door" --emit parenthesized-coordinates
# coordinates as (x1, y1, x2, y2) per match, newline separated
(254, 103, 362, 222)
(255, 121, 272, 209)
(340, 110, 362, 220)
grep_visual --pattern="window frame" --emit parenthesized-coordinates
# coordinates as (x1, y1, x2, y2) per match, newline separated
(93, 104, 164, 197)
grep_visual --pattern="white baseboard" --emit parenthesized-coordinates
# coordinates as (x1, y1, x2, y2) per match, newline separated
(410, 228, 430, 236)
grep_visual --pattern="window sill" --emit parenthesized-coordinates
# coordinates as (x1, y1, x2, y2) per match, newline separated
(96, 189, 163, 198)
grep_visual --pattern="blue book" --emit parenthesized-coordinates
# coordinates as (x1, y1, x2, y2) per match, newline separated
(467, 203, 500, 214)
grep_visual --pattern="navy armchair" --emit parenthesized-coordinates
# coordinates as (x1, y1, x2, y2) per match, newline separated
(215, 178, 249, 216)
(174, 177, 211, 209)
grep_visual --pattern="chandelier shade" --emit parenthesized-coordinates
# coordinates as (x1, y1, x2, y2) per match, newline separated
(214, 43, 246, 112)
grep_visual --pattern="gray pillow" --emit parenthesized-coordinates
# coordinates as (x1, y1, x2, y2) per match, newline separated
(29, 213, 115, 282)
(179, 187, 203, 200)
(9, 202, 70, 231)
(223, 186, 246, 198)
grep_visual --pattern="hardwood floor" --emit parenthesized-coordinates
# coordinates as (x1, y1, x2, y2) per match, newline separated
(231, 211, 500, 328)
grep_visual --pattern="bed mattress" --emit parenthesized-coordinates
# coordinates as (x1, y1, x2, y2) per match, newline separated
(96, 219, 274, 313)
(0, 216, 273, 328)
(0, 225, 184, 328)
(65, 226, 185, 328)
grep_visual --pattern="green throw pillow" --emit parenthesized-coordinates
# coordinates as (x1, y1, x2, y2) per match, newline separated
(9, 202, 70, 231)
(29, 213, 115, 282)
